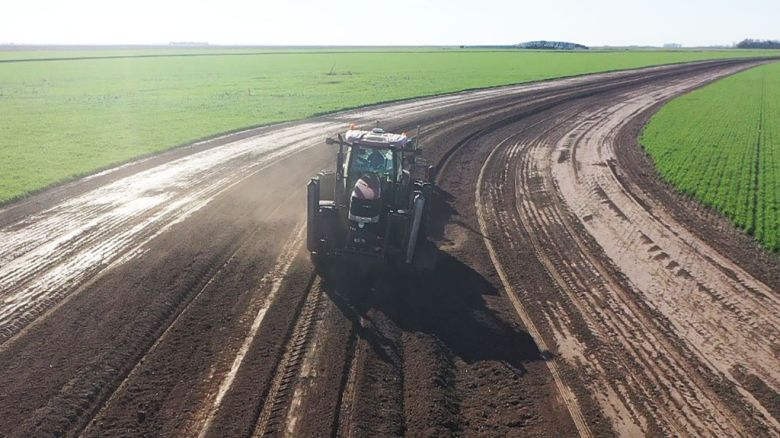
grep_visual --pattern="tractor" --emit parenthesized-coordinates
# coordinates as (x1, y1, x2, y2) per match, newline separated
(306, 127, 434, 269)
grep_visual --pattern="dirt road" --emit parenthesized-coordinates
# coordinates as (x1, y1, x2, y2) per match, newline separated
(1, 58, 778, 437)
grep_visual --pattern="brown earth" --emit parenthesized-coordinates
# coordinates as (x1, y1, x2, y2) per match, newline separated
(0, 58, 778, 437)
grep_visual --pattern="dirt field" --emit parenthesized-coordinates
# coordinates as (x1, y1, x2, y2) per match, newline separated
(1, 58, 778, 437)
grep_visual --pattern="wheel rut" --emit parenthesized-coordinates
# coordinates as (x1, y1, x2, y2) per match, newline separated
(251, 278, 324, 437)
(474, 61, 780, 436)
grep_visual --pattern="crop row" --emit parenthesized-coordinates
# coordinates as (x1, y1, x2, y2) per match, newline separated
(641, 62, 780, 252)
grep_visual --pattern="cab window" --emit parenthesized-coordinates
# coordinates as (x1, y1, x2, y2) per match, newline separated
(350, 147, 393, 176)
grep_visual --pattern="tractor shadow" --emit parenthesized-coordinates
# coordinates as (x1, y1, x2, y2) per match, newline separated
(318, 186, 544, 374)
(399, 247, 543, 373)
(426, 185, 495, 246)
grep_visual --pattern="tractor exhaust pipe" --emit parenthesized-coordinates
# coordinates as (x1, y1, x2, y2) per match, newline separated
(405, 194, 425, 263)
(307, 178, 320, 252)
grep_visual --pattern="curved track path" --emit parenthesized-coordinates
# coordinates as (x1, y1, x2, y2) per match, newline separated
(0, 58, 778, 437)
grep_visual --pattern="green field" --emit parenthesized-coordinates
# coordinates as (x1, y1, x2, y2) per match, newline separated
(641, 61, 780, 252)
(0, 48, 775, 203)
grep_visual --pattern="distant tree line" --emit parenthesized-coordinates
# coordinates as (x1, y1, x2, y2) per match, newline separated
(516, 41, 589, 50)
(736, 39, 780, 49)
(461, 41, 588, 50)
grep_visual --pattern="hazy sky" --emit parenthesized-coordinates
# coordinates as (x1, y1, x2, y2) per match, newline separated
(1, 0, 778, 47)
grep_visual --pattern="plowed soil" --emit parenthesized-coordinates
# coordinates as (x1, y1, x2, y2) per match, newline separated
(1, 58, 778, 437)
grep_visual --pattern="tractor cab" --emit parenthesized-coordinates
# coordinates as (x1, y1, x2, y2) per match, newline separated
(343, 129, 409, 181)
(342, 129, 411, 220)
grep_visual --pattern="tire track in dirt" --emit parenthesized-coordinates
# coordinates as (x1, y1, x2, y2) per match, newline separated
(192, 226, 306, 437)
(192, 264, 377, 438)
(476, 60, 780, 436)
(551, 69, 780, 432)
(250, 276, 323, 437)
(276, 278, 365, 438)
(332, 333, 362, 438)
(476, 132, 593, 438)
(511, 123, 744, 436)
(85, 223, 301, 437)
(4, 221, 253, 437)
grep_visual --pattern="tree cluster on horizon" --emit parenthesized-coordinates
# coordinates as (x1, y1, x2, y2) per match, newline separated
(736, 39, 780, 49)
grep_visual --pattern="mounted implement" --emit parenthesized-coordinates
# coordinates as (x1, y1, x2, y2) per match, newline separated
(307, 127, 434, 268)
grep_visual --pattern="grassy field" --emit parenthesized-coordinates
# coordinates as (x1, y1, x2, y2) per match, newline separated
(0, 48, 775, 203)
(641, 61, 780, 252)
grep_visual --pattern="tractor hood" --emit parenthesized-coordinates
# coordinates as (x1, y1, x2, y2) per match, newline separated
(349, 175, 382, 224)
(351, 174, 381, 201)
